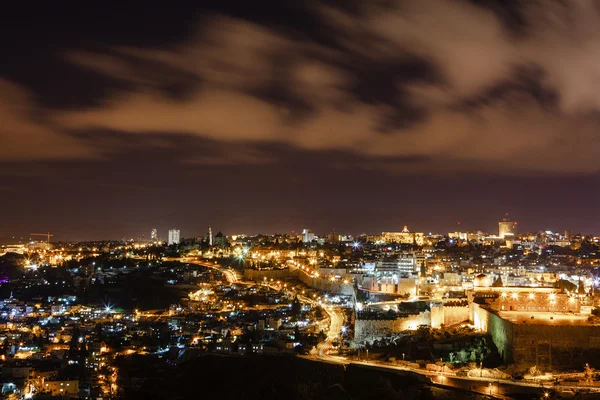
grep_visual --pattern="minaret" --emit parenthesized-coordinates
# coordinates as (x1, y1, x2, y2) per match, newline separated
(208, 227, 213, 246)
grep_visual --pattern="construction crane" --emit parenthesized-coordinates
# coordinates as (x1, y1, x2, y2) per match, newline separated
(30, 232, 53, 244)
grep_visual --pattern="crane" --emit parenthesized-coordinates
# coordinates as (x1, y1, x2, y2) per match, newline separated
(30, 232, 53, 244)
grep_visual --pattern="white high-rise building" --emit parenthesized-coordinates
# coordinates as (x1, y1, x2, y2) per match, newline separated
(302, 229, 315, 243)
(168, 229, 180, 245)
(375, 253, 418, 276)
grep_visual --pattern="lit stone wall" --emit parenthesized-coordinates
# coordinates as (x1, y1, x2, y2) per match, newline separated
(473, 305, 600, 370)
(360, 276, 417, 296)
(467, 287, 581, 313)
(431, 304, 444, 329)
(444, 304, 470, 327)
(295, 271, 354, 295)
(243, 268, 291, 281)
(242, 267, 354, 295)
(492, 291, 580, 313)
(431, 303, 469, 328)
(354, 311, 431, 342)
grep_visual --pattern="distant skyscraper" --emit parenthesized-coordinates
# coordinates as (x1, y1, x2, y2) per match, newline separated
(208, 226, 213, 246)
(214, 231, 226, 246)
(168, 229, 180, 245)
(498, 217, 516, 239)
(565, 230, 573, 241)
(302, 229, 315, 243)
(151, 228, 157, 241)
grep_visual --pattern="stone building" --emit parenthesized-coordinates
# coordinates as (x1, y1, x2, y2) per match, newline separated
(469, 284, 596, 371)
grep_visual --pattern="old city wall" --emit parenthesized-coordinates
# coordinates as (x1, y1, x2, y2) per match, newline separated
(472, 305, 514, 363)
(354, 312, 431, 342)
(443, 305, 470, 326)
(512, 324, 600, 371)
(360, 277, 417, 296)
(295, 271, 354, 295)
(243, 268, 291, 281)
(473, 304, 600, 370)
(431, 303, 470, 328)
(243, 267, 354, 295)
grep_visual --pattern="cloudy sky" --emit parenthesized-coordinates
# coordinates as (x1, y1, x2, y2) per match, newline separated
(1, 0, 600, 240)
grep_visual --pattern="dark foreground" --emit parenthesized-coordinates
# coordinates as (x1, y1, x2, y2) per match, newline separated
(117, 354, 486, 400)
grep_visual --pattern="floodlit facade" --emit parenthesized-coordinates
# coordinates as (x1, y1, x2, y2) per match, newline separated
(168, 229, 180, 245)
(302, 229, 315, 243)
(498, 218, 516, 239)
(469, 285, 597, 370)
(381, 226, 425, 246)
(42, 380, 79, 397)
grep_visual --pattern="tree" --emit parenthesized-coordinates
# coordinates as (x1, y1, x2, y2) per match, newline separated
(314, 306, 324, 319)
(290, 296, 302, 318)
(317, 330, 326, 343)
(528, 365, 541, 377)
(458, 349, 469, 363)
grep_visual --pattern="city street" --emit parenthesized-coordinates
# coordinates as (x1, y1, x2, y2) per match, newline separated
(184, 259, 600, 399)
(183, 258, 239, 284)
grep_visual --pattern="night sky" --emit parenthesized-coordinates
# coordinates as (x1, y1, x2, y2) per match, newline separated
(2, 1, 600, 241)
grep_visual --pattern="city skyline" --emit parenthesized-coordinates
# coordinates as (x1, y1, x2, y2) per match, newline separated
(0, 214, 588, 244)
(3, 2, 600, 238)
(3, 2, 600, 397)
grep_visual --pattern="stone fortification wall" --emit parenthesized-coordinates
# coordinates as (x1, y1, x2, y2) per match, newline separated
(360, 276, 417, 296)
(473, 304, 514, 363)
(473, 304, 600, 371)
(243, 268, 291, 281)
(354, 312, 431, 342)
(243, 267, 354, 295)
(431, 302, 470, 328)
(295, 271, 354, 295)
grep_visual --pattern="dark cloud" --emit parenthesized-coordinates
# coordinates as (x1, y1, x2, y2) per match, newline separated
(5, 1, 600, 171)
(468, 0, 528, 35)
(2, 1, 600, 237)
(45, 0, 600, 174)
(455, 66, 558, 112)
(2, 132, 600, 239)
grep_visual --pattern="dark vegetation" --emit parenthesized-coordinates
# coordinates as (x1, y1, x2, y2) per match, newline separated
(116, 354, 486, 400)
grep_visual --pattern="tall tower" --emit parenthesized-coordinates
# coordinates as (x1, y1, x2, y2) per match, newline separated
(302, 229, 314, 243)
(151, 228, 157, 241)
(498, 216, 516, 239)
(168, 229, 180, 245)
(565, 230, 573, 241)
(208, 227, 213, 246)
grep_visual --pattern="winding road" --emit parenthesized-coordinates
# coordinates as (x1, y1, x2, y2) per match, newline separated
(179, 258, 599, 399)
(182, 257, 239, 284)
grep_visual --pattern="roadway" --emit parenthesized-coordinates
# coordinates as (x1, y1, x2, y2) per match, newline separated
(166, 258, 597, 398)
(307, 304, 594, 399)
(316, 305, 346, 362)
(181, 258, 239, 284)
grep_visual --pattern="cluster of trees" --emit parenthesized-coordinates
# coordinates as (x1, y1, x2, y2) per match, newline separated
(361, 326, 502, 368)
